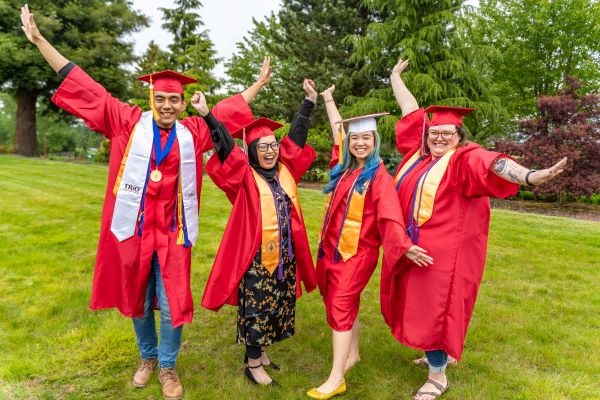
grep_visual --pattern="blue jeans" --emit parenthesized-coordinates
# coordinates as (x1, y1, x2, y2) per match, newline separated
(132, 252, 182, 368)
(426, 350, 448, 372)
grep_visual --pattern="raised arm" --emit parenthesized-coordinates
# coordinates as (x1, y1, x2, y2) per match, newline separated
(20, 5, 69, 72)
(190, 91, 235, 164)
(390, 59, 419, 116)
(279, 79, 318, 181)
(241, 55, 272, 104)
(286, 79, 317, 148)
(490, 157, 568, 186)
(320, 85, 344, 145)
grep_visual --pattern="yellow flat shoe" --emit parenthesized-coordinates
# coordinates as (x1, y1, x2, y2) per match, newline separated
(306, 379, 346, 399)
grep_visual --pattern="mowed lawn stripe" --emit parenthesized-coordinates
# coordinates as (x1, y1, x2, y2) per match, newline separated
(0, 154, 598, 400)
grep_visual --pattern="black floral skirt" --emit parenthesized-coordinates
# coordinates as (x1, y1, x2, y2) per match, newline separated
(236, 247, 297, 347)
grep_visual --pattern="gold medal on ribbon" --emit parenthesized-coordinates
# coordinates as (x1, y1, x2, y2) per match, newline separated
(150, 169, 162, 182)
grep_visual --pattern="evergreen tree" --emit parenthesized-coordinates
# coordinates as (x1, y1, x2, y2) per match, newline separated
(348, 0, 504, 149)
(133, 0, 220, 117)
(226, 0, 380, 167)
(0, 0, 147, 156)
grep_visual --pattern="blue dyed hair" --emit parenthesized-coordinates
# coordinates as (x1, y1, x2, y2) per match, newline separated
(323, 130, 381, 194)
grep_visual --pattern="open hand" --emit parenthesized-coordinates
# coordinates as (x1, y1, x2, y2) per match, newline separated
(528, 157, 568, 185)
(190, 91, 209, 117)
(391, 58, 409, 78)
(303, 79, 317, 102)
(20, 4, 43, 44)
(405, 245, 434, 268)
(320, 84, 335, 101)
(257, 55, 272, 87)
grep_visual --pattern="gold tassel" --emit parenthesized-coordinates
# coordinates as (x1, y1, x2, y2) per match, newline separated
(338, 123, 344, 164)
(242, 127, 247, 154)
(149, 75, 161, 122)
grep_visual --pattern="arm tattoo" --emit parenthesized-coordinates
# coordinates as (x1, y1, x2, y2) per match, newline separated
(492, 158, 507, 174)
(507, 168, 520, 183)
(492, 157, 526, 184)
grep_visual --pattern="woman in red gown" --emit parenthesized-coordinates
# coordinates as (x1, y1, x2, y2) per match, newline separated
(385, 59, 568, 400)
(307, 85, 432, 399)
(200, 80, 319, 386)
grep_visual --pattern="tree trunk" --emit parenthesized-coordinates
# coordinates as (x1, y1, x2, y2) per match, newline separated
(14, 88, 38, 157)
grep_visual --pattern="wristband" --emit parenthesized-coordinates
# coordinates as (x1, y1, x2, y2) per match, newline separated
(525, 170, 537, 185)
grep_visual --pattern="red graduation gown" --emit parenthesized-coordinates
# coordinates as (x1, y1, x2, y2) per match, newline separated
(316, 146, 413, 331)
(51, 66, 253, 327)
(381, 108, 520, 359)
(201, 137, 317, 311)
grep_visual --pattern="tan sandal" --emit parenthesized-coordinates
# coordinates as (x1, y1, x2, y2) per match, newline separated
(414, 378, 448, 399)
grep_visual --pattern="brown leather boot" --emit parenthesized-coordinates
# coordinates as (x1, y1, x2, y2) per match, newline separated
(132, 358, 158, 388)
(158, 367, 184, 400)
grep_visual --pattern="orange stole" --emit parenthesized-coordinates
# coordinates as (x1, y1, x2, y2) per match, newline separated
(394, 149, 456, 226)
(252, 163, 302, 274)
(319, 173, 369, 262)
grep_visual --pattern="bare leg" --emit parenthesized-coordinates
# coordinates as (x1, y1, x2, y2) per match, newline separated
(344, 318, 361, 373)
(316, 329, 352, 393)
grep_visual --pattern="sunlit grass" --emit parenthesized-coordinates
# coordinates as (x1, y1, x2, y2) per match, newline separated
(0, 155, 598, 399)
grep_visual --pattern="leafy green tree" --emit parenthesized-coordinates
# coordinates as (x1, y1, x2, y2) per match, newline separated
(470, 0, 600, 118)
(228, 0, 377, 123)
(348, 0, 504, 149)
(0, 0, 147, 156)
(0, 93, 16, 149)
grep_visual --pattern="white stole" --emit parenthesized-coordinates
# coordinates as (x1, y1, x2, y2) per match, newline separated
(110, 111, 198, 244)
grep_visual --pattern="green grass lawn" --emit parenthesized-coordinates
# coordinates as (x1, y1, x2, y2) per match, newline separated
(0, 154, 598, 400)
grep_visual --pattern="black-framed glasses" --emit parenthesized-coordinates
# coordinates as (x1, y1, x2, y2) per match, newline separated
(257, 142, 280, 152)
(428, 130, 457, 140)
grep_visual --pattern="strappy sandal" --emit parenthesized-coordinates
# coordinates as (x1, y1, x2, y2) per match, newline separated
(244, 353, 280, 370)
(244, 363, 280, 387)
(414, 378, 448, 399)
(261, 350, 280, 370)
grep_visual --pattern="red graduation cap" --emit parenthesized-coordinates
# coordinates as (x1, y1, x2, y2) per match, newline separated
(231, 117, 284, 145)
(137, 70, 197, 94)
(425, 105, 475, 126)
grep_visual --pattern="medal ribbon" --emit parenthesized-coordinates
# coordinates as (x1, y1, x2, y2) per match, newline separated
(152, 119, 177, 170)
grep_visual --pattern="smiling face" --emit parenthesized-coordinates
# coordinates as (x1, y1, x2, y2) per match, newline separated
(256, 135, 280, 169)
(348, 131, 375, 165)
(427, 124, 460, 159)
(153, 91, 186, 129)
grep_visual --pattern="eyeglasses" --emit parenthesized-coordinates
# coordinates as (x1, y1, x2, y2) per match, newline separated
(256, 142, 280, 152)
(428, 130, 457, 140)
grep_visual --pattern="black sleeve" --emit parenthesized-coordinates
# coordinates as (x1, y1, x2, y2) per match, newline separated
(202, 112, 235, 163)
(57, 62, 76, 79)
(288, 98, 315, 148)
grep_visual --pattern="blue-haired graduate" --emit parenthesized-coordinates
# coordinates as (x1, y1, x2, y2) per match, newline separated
(307, 85, 432, 399)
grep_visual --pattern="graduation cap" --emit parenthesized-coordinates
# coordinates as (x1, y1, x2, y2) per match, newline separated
(419, 105, 476, 155)
(338, 112, 390, 134)
(335, 112, 389, 164)
(231, 117, 284, 150)
(424, 105, 475, 127)
(137, 70, 197, 94)
(137, 70, 198, 122)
